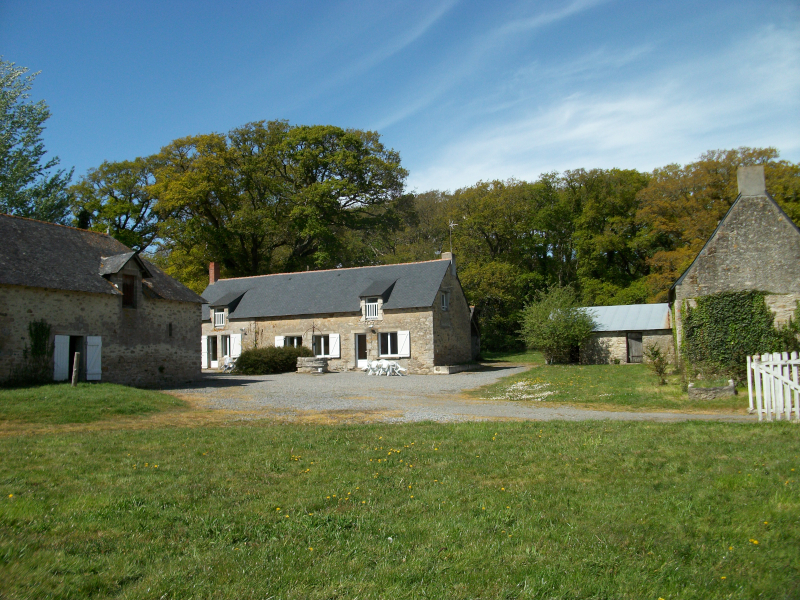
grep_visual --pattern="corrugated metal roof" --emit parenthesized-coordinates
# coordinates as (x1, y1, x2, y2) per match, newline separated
(201, 260, 451, 320)
(585, 303, 670, 332)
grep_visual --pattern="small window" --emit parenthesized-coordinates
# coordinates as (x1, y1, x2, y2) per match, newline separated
(365, 297, 379, 320)
(122, 275, 136, 308)
(221, 335, 231, 357)
(168, 323, 173, 337)
(214, 309, 225, 328)
(441, 291, 449, 311)
(379, 332, 398, 356)
(283, 336, 303, 348)
(313, 335, 330, 356)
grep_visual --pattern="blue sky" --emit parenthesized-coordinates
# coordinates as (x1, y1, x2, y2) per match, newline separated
(2, 0, 798, 192)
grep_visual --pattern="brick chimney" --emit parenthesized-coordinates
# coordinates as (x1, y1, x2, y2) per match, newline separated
(441, 251, 456, 277)
(737, 165, 766, 196)
(209, 261, 220, 285)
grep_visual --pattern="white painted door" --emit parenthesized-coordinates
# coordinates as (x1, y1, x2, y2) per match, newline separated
(53, 335, 69, 381)
(86, 336, 102, 381)
(356, 334, 368, 369)
(201, 335, 207, 369)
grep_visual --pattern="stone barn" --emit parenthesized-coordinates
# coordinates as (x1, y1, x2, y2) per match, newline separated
(200, 253, 478, 374)
(670, 166, 800, 348)
(0, 214, 204, 386)
(580, 303, 673, 364)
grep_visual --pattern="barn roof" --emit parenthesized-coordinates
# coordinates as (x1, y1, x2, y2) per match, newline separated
(0, 214, 203, 304)
(585, 303, 671, 332)
(201, 260, 451, 320)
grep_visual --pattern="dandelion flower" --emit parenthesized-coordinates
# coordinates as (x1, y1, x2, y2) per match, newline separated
(729, 546, 733, 550)
(8, 494, 12, 498)
(308, 547, 313, 551)
(750, 539, 759, 545)
(721, 576, 726, 580)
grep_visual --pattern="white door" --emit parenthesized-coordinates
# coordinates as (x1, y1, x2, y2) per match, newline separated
(355, 334, 368, 369)
(201, 335, 207, 369)
(53, 335, 69, 381)
(86, 336, 102, 381)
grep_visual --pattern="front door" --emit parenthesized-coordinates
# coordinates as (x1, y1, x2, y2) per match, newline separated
(627, 332, 643, 364)
(356, 334, 368, 369)
(208, 335, 219, 368)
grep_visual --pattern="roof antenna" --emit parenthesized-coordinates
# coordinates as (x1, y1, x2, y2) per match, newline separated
(448, 220, 457, 252)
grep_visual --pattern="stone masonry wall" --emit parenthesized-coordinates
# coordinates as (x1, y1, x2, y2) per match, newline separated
(0, 283, 201, 387)
(673, 195, 800, 347)
(581, 330, 673, 364)
(432, 267, 473, 366)
(203, 307, 437, 374)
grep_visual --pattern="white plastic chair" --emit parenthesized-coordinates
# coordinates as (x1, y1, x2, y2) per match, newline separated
(221, 355, 236, 373)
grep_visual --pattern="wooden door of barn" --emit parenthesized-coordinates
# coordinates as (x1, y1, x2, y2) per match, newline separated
(627, 332, 643, 363)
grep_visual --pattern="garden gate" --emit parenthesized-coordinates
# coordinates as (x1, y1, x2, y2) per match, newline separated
(747, 352, 800, 422)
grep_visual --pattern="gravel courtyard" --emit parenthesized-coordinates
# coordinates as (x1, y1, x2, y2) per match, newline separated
(175, 367, 755, 423)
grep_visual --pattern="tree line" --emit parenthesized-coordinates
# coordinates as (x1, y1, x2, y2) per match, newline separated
(3, 59, 799, 350)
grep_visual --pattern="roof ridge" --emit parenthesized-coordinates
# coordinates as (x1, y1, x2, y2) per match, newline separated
(213, 258, 449, 283)
(0, 212, 117, 240)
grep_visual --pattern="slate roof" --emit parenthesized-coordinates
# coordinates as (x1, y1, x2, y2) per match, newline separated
(585, 303, 671, 332)
(201, 260, 451, 321)
(0, 214, 203, 304)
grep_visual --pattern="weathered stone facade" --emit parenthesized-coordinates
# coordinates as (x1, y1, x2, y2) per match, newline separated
(202, 261, 474, 374)
(581, 330, 673, 364)
(672, 169, 800, 348)
(0, 284, 201, 387)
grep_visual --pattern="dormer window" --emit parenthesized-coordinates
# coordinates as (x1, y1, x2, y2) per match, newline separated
(365, 297, 379, 320)
(122, 275, 136, 308)
(214, 309, 225, 328)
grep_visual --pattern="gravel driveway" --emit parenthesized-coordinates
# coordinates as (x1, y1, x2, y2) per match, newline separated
(173, 366, 755, 423)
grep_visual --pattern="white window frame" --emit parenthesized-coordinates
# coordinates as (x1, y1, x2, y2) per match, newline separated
(441, 291, 449, 311)
(214, 309, 225, 328)
(313, 333, 340, 358)
(380, 331, 410, 358)
(283, 336, 303, 348)
(365, 297, 380, 320)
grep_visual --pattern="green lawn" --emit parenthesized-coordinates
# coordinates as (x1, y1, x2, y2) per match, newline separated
(0, 383, 186, 424)
(476, 362, 748, 412)
(1, 420, 798, 599)
(481, 349, 544, 364)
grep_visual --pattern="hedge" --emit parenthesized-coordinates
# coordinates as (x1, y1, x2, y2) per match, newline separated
(234, 345, 314, 375)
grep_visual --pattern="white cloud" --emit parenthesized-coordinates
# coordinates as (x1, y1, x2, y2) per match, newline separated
(407, 23, 800, 191)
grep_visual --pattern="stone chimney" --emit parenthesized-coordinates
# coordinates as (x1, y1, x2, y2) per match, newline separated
(209, 261, 220, 285)
(737, 165, 766, 196)
(441, 251, 456, 277)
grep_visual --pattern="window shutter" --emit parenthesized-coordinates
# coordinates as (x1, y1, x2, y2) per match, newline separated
(275, 335, 285, 347)
(231, 334, 242, 358)
(53, 335, 69, 381)
(86, 336, 102, 381)
(201, 335, 208, 369)
(329, 333, 340, 358)
(397, 331, 410, 357)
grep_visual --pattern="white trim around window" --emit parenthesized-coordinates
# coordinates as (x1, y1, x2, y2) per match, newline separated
(379, 330, 410, 358)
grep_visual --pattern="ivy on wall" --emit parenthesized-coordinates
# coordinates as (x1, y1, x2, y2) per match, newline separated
(682, 291, 798, 380)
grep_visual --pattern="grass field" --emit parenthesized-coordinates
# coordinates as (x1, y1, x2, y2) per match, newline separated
(476, 358, 746, 412)
(0, 383, 186, 424)
(1, 417, 798, 599)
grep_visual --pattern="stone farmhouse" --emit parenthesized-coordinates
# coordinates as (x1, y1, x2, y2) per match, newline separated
(670, 166, 800, 348)
(580, 303, 673, 364)
(0, 214, 203, 386)
(200, 253, 479, 374)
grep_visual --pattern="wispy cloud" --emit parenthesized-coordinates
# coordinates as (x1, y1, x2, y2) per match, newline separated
(407, 23, 800, 191)
(374, 0, 610, 130)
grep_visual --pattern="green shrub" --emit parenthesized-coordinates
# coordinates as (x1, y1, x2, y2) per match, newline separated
(5, 319, 53, 387)
(234, 345, 314, 375)
(520, 286, 596, 364)
(643, 344, 669, 385)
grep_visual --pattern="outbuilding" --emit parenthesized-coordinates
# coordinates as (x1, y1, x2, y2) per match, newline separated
(580, 303, 673, 364)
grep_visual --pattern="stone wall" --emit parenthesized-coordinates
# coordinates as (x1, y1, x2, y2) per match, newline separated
(673, 194, 800, 347)
(204, 307, 437, 373)
(581, 330, 674, 364)
(432, 268, 473, 366)
(0, 283, 201, 387)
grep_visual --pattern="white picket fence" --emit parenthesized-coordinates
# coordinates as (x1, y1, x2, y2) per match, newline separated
(747, 352, 800, 422)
